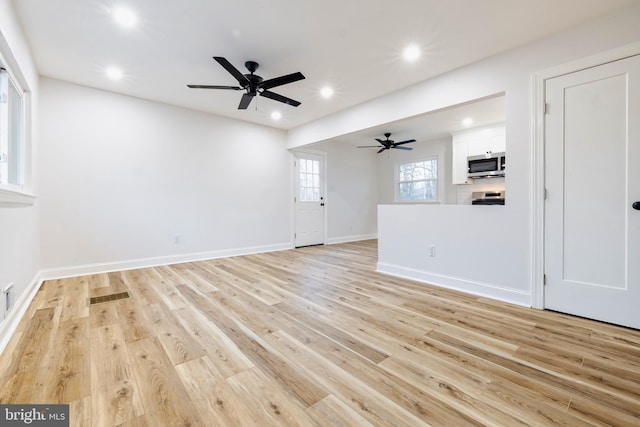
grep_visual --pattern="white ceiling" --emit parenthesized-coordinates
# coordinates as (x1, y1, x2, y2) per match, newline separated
(11, 0, 638, 130)
(325, 93, 506, 148)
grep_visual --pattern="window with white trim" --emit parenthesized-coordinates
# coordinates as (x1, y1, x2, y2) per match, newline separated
(397, 158, 438, 202)
(298, 158, 321, 201)
(0, 64, 24, 188)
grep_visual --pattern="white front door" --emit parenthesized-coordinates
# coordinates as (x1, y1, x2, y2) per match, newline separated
(294, 152, 325, 247)
(544, 55, 640, 329)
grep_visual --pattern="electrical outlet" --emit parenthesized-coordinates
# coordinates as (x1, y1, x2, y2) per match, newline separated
(428, 245, 436, 258)
(174, 235, 181, 244)
(4, 283, 14, 318)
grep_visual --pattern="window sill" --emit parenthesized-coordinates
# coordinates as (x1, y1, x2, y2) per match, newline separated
(394, 200, 441, 204)
(0, 187, 36, 207)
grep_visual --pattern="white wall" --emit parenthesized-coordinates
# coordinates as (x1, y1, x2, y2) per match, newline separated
(287, 3, 640, 306)
(38, 78, 292, 275)
(376, 136, 456, 205)
(0, 0, 40, 345)
(305, 141, 378, 243)
(378, 204, 530, 303)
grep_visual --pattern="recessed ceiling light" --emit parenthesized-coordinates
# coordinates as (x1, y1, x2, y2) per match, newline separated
(271, 111, 282, 120)
(320, 86, 334, 99)
(112, 6, 137, 28)
(403, 44, 421, 62)
(462, 117, 474, 127)
(106, 66, 124, 80)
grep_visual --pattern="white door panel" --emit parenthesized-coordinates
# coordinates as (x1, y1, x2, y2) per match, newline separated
(544, 55, 640, 328)
(294, 152, 325, 247)
(562, 73, 627, 288)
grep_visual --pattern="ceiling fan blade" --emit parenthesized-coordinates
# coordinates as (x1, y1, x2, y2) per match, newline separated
(261, 90, 301, 107)
(187, 84, 243, 90)
(238, 93, 254, 110)
(213, 56, 250, 86)
(392, 146, 413, 150)
(377, 147, 387, 153)
(260, 72, 305, 90)
(375, 138, 385, 143)
(393, 139, 416, 146)
(357, 146, 382, 148)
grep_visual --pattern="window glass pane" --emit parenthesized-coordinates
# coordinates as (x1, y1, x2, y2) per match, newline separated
(0, 67, 24, 187)
(8, 82, 22, 185)
(398, 159, 438, 201)
(400, 164, 412, 181)
(427, 160, 437, 179)
(415, 165, 423, 180)
(426, 180, 437, 199)
(412, 181, 425, 199)
(0, 69, 7, 185)
(7, 79, 22, 185)
(297, 156, 322, 202)
(399, 182, 411, 200)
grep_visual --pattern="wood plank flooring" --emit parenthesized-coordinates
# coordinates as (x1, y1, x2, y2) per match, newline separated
(1, 240, 640, 426)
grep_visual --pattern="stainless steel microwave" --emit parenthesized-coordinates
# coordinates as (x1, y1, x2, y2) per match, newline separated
(467, 152, 505, 178)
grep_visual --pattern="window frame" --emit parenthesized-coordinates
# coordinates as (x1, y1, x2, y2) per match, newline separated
(0, 46, 33, 206)
(395, 156, 439, 203)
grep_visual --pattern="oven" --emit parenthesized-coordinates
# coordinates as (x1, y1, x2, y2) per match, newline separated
(471, 191, 505, 205)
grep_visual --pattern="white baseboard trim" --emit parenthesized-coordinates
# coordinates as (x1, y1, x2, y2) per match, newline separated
(326, 233, 377, 245)
(376, 262, 532, 307)
(39, 242, 292, 281)
(0, 273, 43, 356)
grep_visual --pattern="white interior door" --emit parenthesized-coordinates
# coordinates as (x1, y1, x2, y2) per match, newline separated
(294, 152, 325, 247)
(544, 55, 640, 329)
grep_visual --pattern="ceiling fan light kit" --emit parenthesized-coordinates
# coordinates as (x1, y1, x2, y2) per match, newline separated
(358, 132, 416, 153)
(187, 56, 305, 110)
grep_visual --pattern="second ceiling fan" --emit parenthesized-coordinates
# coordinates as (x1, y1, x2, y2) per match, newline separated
(187, 56, 305, 110)
(358, 133, 416, 153)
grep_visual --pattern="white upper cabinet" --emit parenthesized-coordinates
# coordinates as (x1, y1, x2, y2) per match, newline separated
(466, 125, 506, 156)
(452, 134, 471, 184)
(491, 127, 506, 153)
(451, 124, 505, 184)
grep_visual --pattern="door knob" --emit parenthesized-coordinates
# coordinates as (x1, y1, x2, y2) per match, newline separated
(633, 201, 640, 210)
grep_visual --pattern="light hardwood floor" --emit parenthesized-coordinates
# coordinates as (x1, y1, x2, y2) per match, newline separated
(1, 240, 640, 426)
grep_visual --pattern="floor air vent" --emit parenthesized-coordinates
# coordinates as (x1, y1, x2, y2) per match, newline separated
(89, 292, 130, 306)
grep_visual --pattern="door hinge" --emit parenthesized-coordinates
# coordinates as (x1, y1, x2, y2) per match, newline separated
(294, 196, 296, 202)
(544, 188, 547, 200)
(543, 274, 547, 285)
(544, 103, 550, 115)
